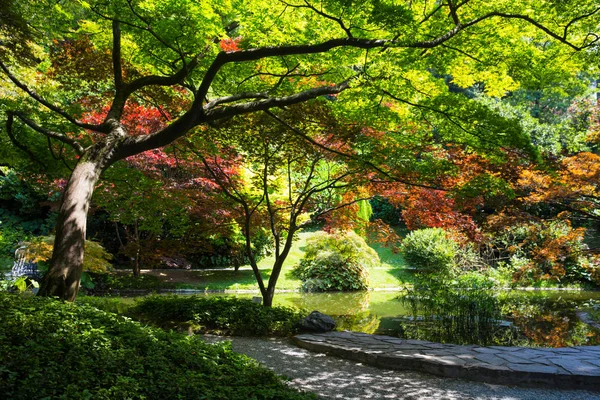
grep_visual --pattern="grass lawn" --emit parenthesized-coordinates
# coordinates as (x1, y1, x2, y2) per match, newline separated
(149, 229, 415, 292)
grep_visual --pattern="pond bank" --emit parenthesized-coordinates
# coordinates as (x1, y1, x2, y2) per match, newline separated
(294, 331, 600, 392)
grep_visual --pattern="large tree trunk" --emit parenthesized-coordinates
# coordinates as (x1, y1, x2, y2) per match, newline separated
(37, 160, 102, 301)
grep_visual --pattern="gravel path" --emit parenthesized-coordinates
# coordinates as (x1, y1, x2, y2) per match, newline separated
(202, 335, 600, 400)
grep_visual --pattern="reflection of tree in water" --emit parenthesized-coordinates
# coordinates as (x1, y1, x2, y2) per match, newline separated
(285, 291, 381, 334)
(388, 290, 600, 347)
(290, 291, 372, 315)
(394, 288, 517, 346)
(504, 296, 600, 347)
(335, 312, 381, 334)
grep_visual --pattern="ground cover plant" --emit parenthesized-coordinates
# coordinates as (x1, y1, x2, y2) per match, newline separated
(0, 292, 315, 400)
(129, 295, 306, 336)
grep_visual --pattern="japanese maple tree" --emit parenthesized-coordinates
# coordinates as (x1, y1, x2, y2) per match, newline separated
(0, 0, 597, 300)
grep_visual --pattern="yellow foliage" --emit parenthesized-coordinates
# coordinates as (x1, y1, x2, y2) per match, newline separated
(23, 236, 112, 273)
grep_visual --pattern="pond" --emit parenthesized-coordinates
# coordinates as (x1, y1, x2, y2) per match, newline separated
(191, 289, 600, 348)
(110, 289, 600, 348)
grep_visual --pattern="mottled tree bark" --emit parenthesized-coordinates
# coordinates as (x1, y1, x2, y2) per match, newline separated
(37, 160, 102, 301)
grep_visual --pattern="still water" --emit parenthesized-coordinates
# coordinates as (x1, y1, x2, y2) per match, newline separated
(224, 289, 600, 347)
(115, 289, 600, 347)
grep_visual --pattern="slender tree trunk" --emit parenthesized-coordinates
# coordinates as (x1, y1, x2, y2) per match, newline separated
(132, 220, 141, 277)
(263, 287, 275, 307)
(37, 160, 102, 301)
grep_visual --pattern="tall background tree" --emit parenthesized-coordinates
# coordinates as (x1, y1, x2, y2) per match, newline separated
(0, 0, 598, 300)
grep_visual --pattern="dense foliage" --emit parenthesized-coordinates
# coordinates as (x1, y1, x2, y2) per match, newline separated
(0, 293, 314, 399)
(1, 0, 596, 300)
(292, 231, 377, 291)
(130, 295, 306, 336)
(488, 217, 598, 286)
(400, 228, 459, 275)
(0, 168, 56, 269)
(23, 235, 113, 274)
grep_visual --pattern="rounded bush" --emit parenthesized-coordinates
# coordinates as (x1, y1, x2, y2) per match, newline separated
(292, 231, 378, 291)
(400, 228, 458, 273)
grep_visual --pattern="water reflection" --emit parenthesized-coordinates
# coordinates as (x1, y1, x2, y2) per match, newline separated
(106, 289, 600, 347)
(274, 290, 600, 347)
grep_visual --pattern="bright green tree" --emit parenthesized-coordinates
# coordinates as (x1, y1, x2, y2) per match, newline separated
(193, 108, 370, 306)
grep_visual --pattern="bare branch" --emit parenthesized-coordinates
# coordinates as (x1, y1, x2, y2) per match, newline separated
(6, 113, 47, 168)
(11, 111, 85, 155)
(311, 196, 374, 222)
(264, 110, 443, 191)
(112, 20, 123, 90)
(420, 4, 444, 24)
(439, 43, 484, 63)
(563, 7, 600, 39)
(282, 0, 354, 38)
(411, 12, 594, 51)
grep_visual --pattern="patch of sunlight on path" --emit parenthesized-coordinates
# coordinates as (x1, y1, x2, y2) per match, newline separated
(201, 335, 600, 400)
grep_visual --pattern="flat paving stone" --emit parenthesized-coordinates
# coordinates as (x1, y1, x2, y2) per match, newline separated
(293, 331, 600, 392)
(474, 353, 508, 366)
(495, 353, 537, 364)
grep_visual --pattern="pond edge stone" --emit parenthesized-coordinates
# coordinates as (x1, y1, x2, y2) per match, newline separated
(292, 331, 600, 391)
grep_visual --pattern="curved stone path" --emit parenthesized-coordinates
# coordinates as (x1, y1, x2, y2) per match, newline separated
(293, 331, 600, 391)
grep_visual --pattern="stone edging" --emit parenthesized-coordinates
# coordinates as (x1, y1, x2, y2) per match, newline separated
(292, 331, 600, 391)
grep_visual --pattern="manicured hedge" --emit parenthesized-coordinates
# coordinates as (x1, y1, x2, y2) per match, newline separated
(0, 293, 315, 399)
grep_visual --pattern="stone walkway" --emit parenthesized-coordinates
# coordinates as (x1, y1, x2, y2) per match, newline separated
(293, 331, 600, 391)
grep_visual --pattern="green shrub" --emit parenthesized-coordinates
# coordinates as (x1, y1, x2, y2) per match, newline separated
(131, 295, 306, 336)
(292, 231, 377, 291)
(83, 272, 172, 294)
(399, 287, 504, 346)
(0, 293, 315, 400)
(400, 228, 459, 274)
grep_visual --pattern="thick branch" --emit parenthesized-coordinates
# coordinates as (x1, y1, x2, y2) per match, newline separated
(112, 20, 123, 90)
(205, 92, 270, 109)
(105, 55, 200, 121)
(195, 38, 389, 107)
(205, 79, 353, 120)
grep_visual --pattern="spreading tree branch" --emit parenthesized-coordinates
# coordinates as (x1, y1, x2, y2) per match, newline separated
(11, 111, 85, 155)
(6, 113, 47, 168)
(0, 60, 106, 132)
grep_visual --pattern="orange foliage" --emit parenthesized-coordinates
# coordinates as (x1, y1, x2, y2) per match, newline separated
(518, 152, 600, 220)
(399, 187, 482, 242)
